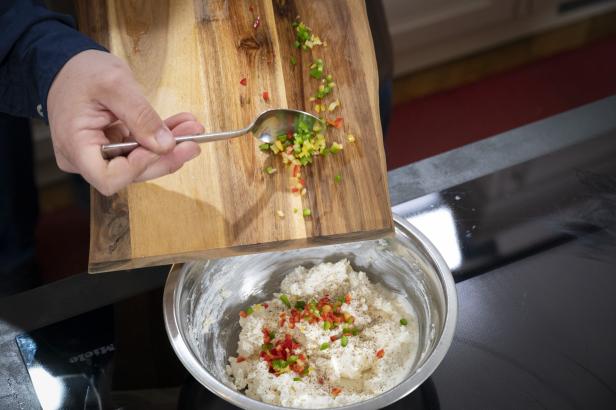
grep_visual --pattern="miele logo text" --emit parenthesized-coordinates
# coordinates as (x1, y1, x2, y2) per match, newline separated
(69, 344, 115, 363)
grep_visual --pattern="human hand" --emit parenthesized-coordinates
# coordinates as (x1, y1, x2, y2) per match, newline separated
(47, 50, 202, 196)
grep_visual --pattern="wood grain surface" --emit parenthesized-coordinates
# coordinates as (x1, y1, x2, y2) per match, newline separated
(76, 0, 393, 273)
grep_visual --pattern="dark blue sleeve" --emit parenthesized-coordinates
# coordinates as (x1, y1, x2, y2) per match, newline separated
(0, 0, 107, 120)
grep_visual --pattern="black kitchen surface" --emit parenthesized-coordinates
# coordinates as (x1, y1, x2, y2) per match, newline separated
(394, 129, 616, 281)
(3, 96, 616, 409)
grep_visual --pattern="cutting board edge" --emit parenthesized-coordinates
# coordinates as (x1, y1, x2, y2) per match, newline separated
(87, 225, 394, 273)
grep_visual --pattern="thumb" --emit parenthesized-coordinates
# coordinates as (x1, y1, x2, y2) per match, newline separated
(98, 74, 175, 154)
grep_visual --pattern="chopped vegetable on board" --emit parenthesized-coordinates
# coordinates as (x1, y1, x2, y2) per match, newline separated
(262, 91, 270, 102)
(292, 20, 323, 50)
(240, 78, 247, 86)
(309, 59, 324, 79)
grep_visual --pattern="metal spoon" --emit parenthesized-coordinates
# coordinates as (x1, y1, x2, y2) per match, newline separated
(100, 108, 321, 159)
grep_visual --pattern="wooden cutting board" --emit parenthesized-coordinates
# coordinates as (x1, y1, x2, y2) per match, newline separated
(76, 0, 393, 273)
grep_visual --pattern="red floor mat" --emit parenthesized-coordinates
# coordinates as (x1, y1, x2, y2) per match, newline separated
(385, 35, 616, 170)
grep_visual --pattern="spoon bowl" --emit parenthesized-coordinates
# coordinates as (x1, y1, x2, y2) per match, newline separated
(101, 108, 320, 159)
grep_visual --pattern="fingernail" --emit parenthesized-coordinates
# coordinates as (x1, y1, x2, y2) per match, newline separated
(155, 127, 174, 150)
(189, 146, 201, 160)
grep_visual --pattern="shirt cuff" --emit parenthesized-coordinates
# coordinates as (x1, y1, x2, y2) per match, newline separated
(19, 18, 107, 121)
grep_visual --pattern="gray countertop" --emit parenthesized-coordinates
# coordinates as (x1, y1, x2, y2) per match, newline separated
(1, 95, 615, 410)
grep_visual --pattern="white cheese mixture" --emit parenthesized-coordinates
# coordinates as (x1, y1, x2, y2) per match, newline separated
(226, 259, 418, 408)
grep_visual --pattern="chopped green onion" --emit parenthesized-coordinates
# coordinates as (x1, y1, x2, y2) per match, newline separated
(320, 342, 330, 350)
(341, 335, 348, 347)
(334, 174, 342, 183)
(330, 142, 343, 154)
(295, 300, 306, 310)
(259, 143, 270, 151)
(291, 56, 297, 65)
(288, 355, 298, 364)
(303, 208, 311, 217)
(280, 294, 291, 308)
(351, 328, 360, 336)
(309, 59, 324, 79)
(400, 318, 408, 326)
(262, 343, 273, 351)
(269, 331, 276, 339)
(323, 321, 332, 330)
(264, 166, 276, 174)
(293, 377, 301, 381)
(246, 306, 254, 315)
(272, 359, 288, 370)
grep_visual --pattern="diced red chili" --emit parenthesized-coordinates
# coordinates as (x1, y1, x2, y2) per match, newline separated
(327, 117, 343, 129)
(239, 311, 247, 318)
(291, 187, 299, 193)
(236, 356, 247, 363)
(262, 91, 270, 102)
(345, 294, 351, 304)
(240, 78, 247, 86)
(330, 335, 338, 342)
(263, 303, 269, 309)
(331, 387, 342, 397)
(376, 349, 385, 359)
(262, 328, 271, 344)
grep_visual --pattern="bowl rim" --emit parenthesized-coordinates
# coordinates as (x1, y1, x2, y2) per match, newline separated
(163, 213, 458, 410)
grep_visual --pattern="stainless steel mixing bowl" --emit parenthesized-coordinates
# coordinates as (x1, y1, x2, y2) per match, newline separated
(163, 215, 457, 410)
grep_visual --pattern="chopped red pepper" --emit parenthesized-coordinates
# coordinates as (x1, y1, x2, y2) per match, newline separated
(331, 387, 342, 397)
(263, 303, 269, 309)
(376, 349, 385, 359)
(345, 293, 351, 304)
(240, 78, 247, 86)
(299, 178, 305, 186)
(239, 310, 247, 318)
(330, 335, 338, 342)
(327, 117, 344, 129)
(236, 355, 247, 363)
(253, 16, 261, 29)
(262, 327, 271, 344)
(262, 91, 270, 102)
(291, 187, 299, 193)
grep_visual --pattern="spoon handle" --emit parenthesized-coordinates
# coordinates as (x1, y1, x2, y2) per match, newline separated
(101, 128, 249, 159)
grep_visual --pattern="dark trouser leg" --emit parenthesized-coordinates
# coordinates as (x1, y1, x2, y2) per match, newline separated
(0, 113, 39, 296)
